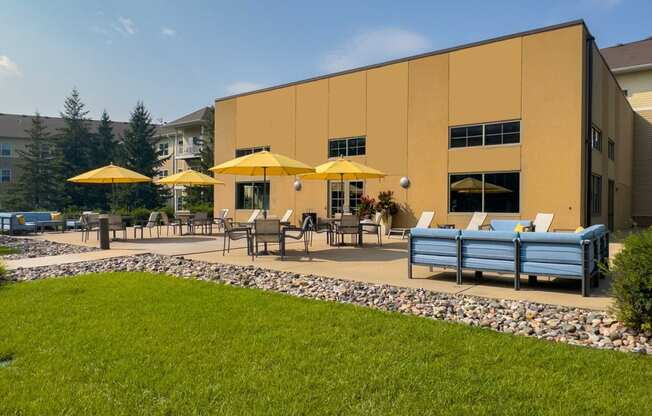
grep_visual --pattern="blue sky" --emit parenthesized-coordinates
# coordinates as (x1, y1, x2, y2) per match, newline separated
(1, 0, 651, 122)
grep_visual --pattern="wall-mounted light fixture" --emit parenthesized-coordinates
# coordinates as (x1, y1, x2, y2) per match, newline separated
(399, 176, 410, 189)
(293, 179, 302, 191)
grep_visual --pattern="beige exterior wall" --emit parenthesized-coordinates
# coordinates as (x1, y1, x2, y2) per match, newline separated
(214, 23, 634, 231)
(616, 70, 652, 110)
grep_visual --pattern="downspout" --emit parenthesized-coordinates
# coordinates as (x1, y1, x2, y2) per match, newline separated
(585, 33, 594, 227)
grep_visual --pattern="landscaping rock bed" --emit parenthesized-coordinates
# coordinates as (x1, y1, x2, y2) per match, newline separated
(0, 235, 98, 260)
(3, 253, 651, 355)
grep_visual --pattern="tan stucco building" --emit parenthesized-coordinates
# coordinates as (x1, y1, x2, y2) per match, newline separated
(602, 38, 652, 226)
(214, 20, 635, 231)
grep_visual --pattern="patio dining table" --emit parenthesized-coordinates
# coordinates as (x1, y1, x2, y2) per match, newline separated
(323, 217, 364, 247)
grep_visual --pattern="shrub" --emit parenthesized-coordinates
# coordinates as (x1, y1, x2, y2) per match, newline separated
(610, 227, 652, 331)
(187, 203, 213, 217)
(130, 207, 152, 222)
(357, 195, 376, 218)
(0, 261, 6, 280)
(375, 191, 398, 216)
(159, 205, 175, 219)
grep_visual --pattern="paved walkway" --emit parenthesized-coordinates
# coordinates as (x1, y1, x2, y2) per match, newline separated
(4, 249, 145, 270)
(16, 229, 617, 310)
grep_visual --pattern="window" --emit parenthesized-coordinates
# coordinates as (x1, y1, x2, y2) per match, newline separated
(159, 170, 169, 177)
(328, 136, 366, 158)
(449, 121, 520, 148)
(591, 126, 602, 151)
(1, 169, 10, 183)
(591, 174, 602, 215)
(158, 142, 169, 156)
(622, 89, 629, 97)
(0, 143, 12, 158)
(608, 139, 615, 161)
(236, 181, 269, 210)
(449, 172, 520, 213)
(235, 146, 270, 158)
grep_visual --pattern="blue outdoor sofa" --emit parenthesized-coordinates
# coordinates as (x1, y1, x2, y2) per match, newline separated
(0, 212, 79, 235)
(408, 221, 609, 297)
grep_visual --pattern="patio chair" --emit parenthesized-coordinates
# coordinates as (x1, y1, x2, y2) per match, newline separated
(533, 213, 554, 232)
(133, 212, 160, 239)
(213, 208, 230, 231)
(191, 212, 211, 234)
(334, 214, 361, 246)
(254, 218, 282, 256)
(465, 212, 488, 231)
(281, 216, 312, 259)
(310, 217, 333, 246)
(361, 212, 383, 246)
(236, 209, 261, 227)
(81, 213, 100, 242)
(108, 215, 127, 240)
(279, 209, 294, 226)
(388, 211, 435, 239)
(159, 211, 181, 236)
(222, 219, 253, 259)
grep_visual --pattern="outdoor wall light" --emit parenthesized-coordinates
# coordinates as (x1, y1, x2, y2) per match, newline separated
(399, 176, 410, 189)
(293, 179, 302, 191)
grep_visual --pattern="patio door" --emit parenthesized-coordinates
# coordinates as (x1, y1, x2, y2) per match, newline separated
(608, 179, 615, 231)
(328, 180, 364, 216)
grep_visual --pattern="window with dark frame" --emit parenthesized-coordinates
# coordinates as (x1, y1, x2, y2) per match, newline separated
(0, 143, 12, 157)
(235, 146, 270, 158)
(591, 174, 602, 215)
(449, 172, 520, 213)
(236, 181, 269, 210)
(608, 139, 615, 161)
(591, 126, 602, 151)
(449, 121, 520, 148)
(0, 169, 11, 183)
(328, 136, 366, 158)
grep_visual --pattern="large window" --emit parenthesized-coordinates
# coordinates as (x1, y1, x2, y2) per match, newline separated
(328, 136, 366, 158)
(591, 126, 602, 151)
(328, 180, 364, 216)
(591, 174, 602, 215)
(1, 169, 10, 183)
(449, 121, 520, 148)
(0, 143, 12, 158)
(608, 139, 615, 161)
(235, 146, 270, 158)
(236, 181, 269, 210)
(158, 142, 169, 156)
(449, 172, 520, 213)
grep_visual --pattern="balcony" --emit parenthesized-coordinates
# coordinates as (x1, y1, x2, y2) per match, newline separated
(176, 145, 202, 159)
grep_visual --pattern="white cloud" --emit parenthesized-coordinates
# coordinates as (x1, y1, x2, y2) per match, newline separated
(226, 81, 264, 95)
(0, 55, 21, 77)
(162, 27, 177, 37)
(320, 28, 431, 72)
(113, 16, 136, 36)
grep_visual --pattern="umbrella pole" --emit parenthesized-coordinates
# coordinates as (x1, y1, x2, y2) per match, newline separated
(263, 167, 268, 218)
(341, 173, 344, 214)
(112, 180, 116, 213)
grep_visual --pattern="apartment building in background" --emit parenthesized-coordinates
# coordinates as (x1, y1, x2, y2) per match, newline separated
(214, 20, 635, 231)
(602, 38, 652, 226)
(154, 107, 212, 210)
(0, 113, 129, 198)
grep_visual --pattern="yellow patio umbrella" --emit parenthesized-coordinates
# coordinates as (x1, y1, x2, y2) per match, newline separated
(450, 177, 512, 194)
(209, 151, 314, 215)
(155, 169, 225, 186)
(67, 163, 151, 209)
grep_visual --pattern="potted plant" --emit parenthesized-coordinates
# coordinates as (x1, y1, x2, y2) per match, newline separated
(375, 191, 398, 235)
(357, 195, 376, 219)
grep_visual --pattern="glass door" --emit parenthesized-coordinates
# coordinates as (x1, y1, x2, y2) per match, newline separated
(328, 180, 364, 216)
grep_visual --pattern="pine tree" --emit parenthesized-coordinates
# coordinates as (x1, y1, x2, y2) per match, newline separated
(89, 110, 116, 210)
(185, 106, 215, 206)
(7, 113, 60, 210)
(118, 101, 168, 209)
(57, 88, 93, 208)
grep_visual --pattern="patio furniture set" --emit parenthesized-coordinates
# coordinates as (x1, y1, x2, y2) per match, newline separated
(0, 211, 80, 235)
(406, 211, 609, 296)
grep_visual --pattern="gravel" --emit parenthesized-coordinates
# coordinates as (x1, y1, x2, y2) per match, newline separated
(0, 235, 98, 260)
(3, 253, 651, 355)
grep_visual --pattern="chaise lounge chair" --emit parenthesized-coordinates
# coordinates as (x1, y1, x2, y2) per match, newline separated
(388, 211, 435, 239)
(465, 212, 488, 230)
(533, 213, 554, 232)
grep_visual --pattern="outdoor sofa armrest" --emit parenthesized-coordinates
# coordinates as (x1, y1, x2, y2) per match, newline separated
(479, 223, 492, 230)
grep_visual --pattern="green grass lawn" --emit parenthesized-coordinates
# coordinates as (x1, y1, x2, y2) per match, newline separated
(0, 245, 19, 256)
(0, 273, 650, 415)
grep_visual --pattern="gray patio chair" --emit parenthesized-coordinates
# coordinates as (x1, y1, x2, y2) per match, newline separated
(223, 219, 253, 259)
(361, 212, 383, 246)
(281, 216, 312, 259)
(334, 214, 361, 246)
(133, 212, 160, 239)
(81, 213, 100, 242)
(310, 217, 333, 246)
(254, 218, 281, 257)
(159, 211, 181, 236)
(213, 208, 230, 231)
(192, 212, 211, 234)
(108, 215, 127, 240)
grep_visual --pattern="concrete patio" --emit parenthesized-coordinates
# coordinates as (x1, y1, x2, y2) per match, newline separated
(11, 228, 617, 310)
